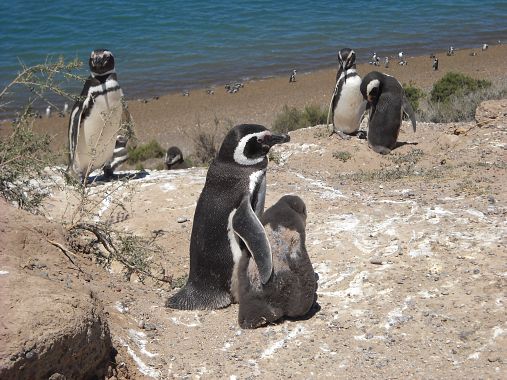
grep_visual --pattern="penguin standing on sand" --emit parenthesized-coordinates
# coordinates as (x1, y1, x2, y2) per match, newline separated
(68, 49, 128, 181)
(166, 124, 290, 310)
(238, 195, 318, 329)
(289, 69, 297, 83)
(327, 48, 366, 139)
(360, 71, 416, 154)
(432, 57, 439, 71)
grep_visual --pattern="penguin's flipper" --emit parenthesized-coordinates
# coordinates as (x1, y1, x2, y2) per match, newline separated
(326, 83, 339, 131)
(233, 196, 272, 284)
(402, 95, 417, 132)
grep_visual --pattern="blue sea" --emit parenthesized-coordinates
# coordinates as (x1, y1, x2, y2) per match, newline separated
(1, 0, 506, 118)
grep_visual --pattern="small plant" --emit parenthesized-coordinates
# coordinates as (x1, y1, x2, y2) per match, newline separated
(303, 105, 328, 126)
(127, 140, 165, 164)
(333, 150, 352, 162)
(272, 104, 327, 133)
(182, 116, 231, 165)
(403, 82, 425, 112)
(430, 72, 491, 103)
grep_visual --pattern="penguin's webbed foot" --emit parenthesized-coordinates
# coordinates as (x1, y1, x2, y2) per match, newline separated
(330, 130, 352, 140)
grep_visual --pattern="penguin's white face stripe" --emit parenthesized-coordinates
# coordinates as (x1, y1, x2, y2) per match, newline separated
(233, 131, 270, 166)
(367, 79, 380, 96)
(166, 154, 182, 165)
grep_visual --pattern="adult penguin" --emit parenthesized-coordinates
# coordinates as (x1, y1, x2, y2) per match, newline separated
(360, 71, 416, 154)
(166, 124, 290, 310)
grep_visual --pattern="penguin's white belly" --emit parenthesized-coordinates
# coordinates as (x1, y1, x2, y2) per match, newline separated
(75, 89, 122, 174)
(334, 77, 365, 134)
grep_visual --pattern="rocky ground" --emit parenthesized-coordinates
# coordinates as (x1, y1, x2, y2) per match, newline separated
(1, 100, 506, 379)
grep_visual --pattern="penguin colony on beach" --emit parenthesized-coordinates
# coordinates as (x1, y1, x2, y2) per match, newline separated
(67, 49, 130, 182)
(166, 124, 291, 310)
(327, 48, 366, 139)
(238, 195, 318, 328)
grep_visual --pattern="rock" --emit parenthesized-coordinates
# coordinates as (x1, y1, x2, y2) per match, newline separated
(475, 99, 507, 126)
(453, 127, 468, 135)
(177, 216, 188, 223)
(0, 202, 113, 380)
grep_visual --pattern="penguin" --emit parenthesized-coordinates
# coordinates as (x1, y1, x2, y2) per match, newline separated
(67, 49, 125, 181)
(238, 195, 318, 329)
(45, 105, 52, 118)
(289, 69, 297, 83)
(360, 71, 417, 155)
(102, 135, 129, 178)
(432, 57, 439, 71)
(63, 102, 69, 115)
(166, 124, 290, 310)
(482, 43, 488, 51)
(327, 48, 366, 139)
(164, 146, 189, 170)
(384, 56, 389, 68)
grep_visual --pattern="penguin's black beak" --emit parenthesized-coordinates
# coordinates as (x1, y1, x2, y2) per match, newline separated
(264, 133, 290, 147)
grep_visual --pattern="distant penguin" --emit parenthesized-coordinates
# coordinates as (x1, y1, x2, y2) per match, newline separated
(102, 135, 129, 178)
(67, 49, 125, 181)
(432, 57, 439, 71)
(166, 124, 290, 310)
(360, 71, 416, 154)
(482, 43, 488, 51)
(164, 146, 188, 170)
(327, 48, 366, 139)
(238, 195, 318, 329)
(63, 102, 69, 114)
(45, 105, 51, 118)
(384, 56, 389, 68)
(289, 69, 297, 83)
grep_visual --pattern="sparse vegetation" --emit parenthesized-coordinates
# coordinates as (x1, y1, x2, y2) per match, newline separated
(0, 57, 83, 212)
(127, 140, 165, 164)
(333, 151, 352, 162)
(181, 116, 232, 165)
(0, 107, 54, 212)
(272, 104, 327, 133)
(430, 72, 491, 103)
(406, 73, 507, 123)
(403, 82, 425, 112)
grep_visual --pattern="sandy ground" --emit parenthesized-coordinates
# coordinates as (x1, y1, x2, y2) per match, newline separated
(5, 44, 506, 159)
(2, 98, 503, 378)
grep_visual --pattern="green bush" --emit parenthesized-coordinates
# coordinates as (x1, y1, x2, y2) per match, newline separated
(403, 83, 425, 112)
(272, 104, 327, 133)
(332, 151, 352, 162)
(127, 140, 165, 164)
(430, 72, 491, 103)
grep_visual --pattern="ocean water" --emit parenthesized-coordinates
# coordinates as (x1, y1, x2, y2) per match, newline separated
(0, 0, 506, 117)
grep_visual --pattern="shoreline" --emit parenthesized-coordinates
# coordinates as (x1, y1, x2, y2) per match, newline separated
(3, 44, 507, 158)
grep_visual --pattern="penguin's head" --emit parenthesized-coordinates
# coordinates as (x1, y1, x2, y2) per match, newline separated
(360, 72, 383, 104)
(218, 124, 290, 166)
(89, 49, 115, 76)
(338, 48, 356, 71)
(165, 146, 184, 168)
